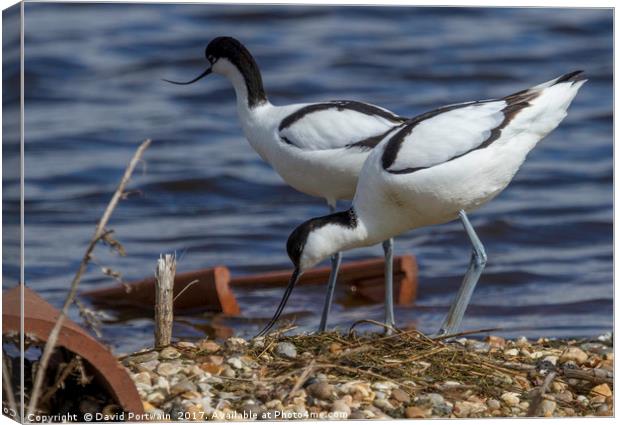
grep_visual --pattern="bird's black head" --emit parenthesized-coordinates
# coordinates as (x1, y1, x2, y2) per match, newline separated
(256, 208, 358, 337)
(204, 36, 248, 66)
(164, 36, 267, 108)
(286, 208, 358, 270)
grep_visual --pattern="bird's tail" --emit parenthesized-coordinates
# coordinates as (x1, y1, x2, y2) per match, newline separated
(503, 70, 586, 141)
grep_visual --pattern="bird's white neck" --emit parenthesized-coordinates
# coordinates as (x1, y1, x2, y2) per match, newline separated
(212, 57, 268, 111)
(299, 209, 370, 271)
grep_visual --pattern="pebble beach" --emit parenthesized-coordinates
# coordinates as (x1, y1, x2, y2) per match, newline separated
(120, 330, 613, 420)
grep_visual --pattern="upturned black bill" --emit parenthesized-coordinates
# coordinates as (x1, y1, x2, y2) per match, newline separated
(163, 67, 212, 85)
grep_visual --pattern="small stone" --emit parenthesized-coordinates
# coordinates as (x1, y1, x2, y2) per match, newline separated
(515, 336, 529, 347)
(576, 395, 589, 406)
(132, 371, 152, 386)
(153, 375, 170, 393)
(251, 336, 265, 348)
(564, 408, 575, 416)
(374, 391, 386, 400)
(540, 400, 556, 417)
(225, 337, 247, 350)
(501, 392, 520, 407)
(390, 388, 410, 403)
(424, 393, 445, 405)
(142, 401, 156, 412)
(487, 399, 500, 410)
(590, 383, 612, 398)
(485, 335, 506, 349)
(171, 380, 197, 396)
(275, 342, 297, 359)
(157, 362, 181, 376)
(200, 363, 222, 375)
(331, 400, 351, 418)
(405, 406, 427, 418)
(227, 357, 243, 369)
(560, 347, 588, 365)
(551, 381, 567, 393)
(372, 381, 397, 391)
(222, 365, 236, 378)
(373, 398, 394, 410)
(307, 382, 333, 400)
(147, 391, 165, 405)
(177, 341, 196, 348)
(329, 342, 343, 354)
(159, 347, 181, 360)
(442, 380, 462, 388)
(596, 404, 610, 416)
(518, 401, 530, 411)
(543, 355, 558, 366)
(198, 340, 221, 353)
(504, 348, 519, 357)
(553, 391, 573, 403)
(454, 400, 486, 418)
(130, 351, 159, 363)
(139, 359, 159, 371)
(206, 355, 224, 366)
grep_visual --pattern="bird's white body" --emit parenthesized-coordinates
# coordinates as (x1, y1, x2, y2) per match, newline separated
(219, 57, 404, 205)
(298, 74, 586, 270)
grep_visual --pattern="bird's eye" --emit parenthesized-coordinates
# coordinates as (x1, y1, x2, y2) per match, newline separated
(208, 55, 216, 64)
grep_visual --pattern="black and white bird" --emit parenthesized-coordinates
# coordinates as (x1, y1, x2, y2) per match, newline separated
(165, 36, 412, 331)
(256, 70, 586, 337)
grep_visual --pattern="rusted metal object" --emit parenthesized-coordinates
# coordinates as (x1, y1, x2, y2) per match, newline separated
(231, 255, 418, 305)
(83, 265, 239, 314)
(2, 286, 144, 415)
(83, 256, 418, 314)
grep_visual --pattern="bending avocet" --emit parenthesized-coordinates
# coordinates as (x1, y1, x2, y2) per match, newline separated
(257, 71, 586, 337)
(165, 36, 411, 331)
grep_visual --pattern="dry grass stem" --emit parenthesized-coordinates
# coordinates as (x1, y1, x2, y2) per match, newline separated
(27, 139, 151, 416)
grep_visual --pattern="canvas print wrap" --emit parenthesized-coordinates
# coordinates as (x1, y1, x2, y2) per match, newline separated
(1, 2, 613, 422)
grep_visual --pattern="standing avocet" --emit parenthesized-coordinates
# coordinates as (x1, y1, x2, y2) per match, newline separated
(257, 71, 586, 337)
(165, 36, 411, 331)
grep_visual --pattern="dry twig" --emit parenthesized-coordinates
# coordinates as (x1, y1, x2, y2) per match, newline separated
(27, 139, 151, 416)
(527, 371, 557, 416)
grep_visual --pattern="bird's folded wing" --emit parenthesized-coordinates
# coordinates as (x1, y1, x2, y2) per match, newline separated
(278, 100, 407, 151)
(381, 95, 533, 174)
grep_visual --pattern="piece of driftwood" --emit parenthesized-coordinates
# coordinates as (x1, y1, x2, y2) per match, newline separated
(2, 286, 144, 415)
(83, 265, 239, 314)
(231, 255, 418, 305)
(563, 368, 613, 385)
(82, 255, 418, 315)
(155, 254, 176, 347)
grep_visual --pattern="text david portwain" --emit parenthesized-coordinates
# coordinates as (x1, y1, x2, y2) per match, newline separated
(26, 410, 349, 422)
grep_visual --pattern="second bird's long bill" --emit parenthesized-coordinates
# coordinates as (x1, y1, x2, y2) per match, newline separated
(256, 268, 301, 337)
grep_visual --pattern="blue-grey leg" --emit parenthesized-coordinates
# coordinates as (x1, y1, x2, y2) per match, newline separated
(318, 203, 342, 332)
(382, 238, 396, 333)
(437, 210, 487, 336)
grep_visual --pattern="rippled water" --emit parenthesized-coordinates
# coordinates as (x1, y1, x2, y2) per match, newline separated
(3, 4, 612, 353)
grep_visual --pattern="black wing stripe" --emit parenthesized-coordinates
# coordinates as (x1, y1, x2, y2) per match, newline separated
(554, 70, 585, 85)
(345, 126, 398, 151)
(381, 102, 477, 170)
(278, 100, 406, 132)
(382, 90, 539, 175)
